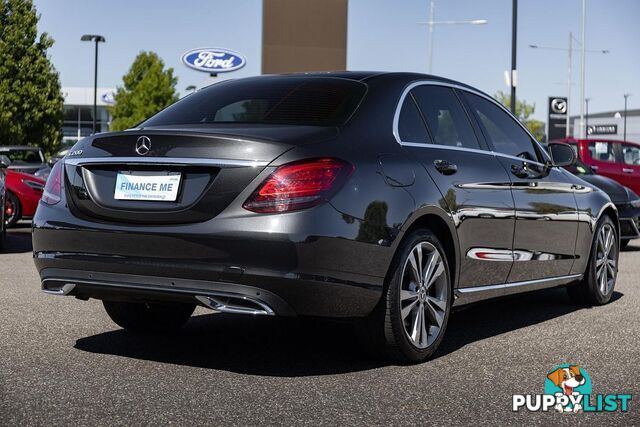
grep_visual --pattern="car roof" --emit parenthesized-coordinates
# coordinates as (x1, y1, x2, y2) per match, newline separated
(561, 137, 639, 145)
(252, 71, 481, 90)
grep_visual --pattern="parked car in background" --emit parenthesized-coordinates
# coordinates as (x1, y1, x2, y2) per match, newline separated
(565, 158, 640, 249)
(4, 169, 45, 228)
(559, 138, 640, 195)
(48, 141, 77, 166)
(0, 155, 9, 250)
(0, 146, 51, 179)
(33, 73, 620, 363)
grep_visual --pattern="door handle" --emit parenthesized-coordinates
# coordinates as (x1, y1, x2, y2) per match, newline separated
(511, 163, 530, 179)
(623, 168, 634, 174)
(434, 160, 457, 175)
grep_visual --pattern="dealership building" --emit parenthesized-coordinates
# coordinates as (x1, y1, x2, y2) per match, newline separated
(61, 87, 115, 144)
(571, 109, 640, 142)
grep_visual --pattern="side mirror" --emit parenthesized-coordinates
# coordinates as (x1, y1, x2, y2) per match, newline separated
(548, 142, 576, 168)
(0, 155, 11, 169)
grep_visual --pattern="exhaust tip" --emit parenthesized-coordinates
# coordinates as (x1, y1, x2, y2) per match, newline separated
(196, 295, 274, 316)
(42, 280, 76, 296)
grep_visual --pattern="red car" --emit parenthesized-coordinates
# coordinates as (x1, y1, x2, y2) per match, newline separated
(558, 138, 640, 195)
(4, 169, 45, 227)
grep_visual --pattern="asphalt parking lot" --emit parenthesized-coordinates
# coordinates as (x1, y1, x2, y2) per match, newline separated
(1, 223, 638, 425)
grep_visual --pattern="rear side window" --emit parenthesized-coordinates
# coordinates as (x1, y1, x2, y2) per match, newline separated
(588, 141, 616, 163)
(397, 96, 430, 143)
(141, 77, 367, 127)
(411, 86, 480, 150)
(621, 143, 640, 165)
(1, 149, 43, 164)
(464, 92, 539, 161)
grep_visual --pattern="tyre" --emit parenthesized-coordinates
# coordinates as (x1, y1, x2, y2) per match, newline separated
(4, 192, 21, 228)
(567, 215, 618, 305)
(620, 239, 630, 250)
(103, 300, 196, 333)
(357, 229, 452, 363)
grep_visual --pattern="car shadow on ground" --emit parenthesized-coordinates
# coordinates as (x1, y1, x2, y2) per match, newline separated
(2, 222, 33, 254)
(74, 287, 624, 377)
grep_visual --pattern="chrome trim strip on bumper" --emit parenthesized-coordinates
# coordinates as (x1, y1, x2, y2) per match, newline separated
(64, 157, 269, 168)
(40, 278, 277, 316)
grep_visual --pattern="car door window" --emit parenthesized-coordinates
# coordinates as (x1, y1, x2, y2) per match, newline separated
(464, 92, 540, 162)
(411, 86, 481, 150)
(621, 143, 640, 165)
(397, 96, 430, 144)
(588, 141, 616, 163)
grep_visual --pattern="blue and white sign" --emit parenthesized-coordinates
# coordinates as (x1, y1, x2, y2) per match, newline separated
(101, 92, 116, 104)
(181, 47, 246, 73)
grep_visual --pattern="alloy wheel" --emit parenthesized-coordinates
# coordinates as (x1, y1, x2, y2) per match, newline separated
(400, 241, 449, 349)
(4, 197, 16, 226)
(595, 223, 617, 296)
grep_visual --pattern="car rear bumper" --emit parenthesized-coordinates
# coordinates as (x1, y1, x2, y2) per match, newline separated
(32, 201, 393, 318)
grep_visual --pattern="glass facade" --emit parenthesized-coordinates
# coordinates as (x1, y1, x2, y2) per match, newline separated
(62, 105, 111, 143)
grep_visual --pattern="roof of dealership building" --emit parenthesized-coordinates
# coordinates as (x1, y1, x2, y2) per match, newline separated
(62, 87, 116, 106)
(571, 108, 640, 120)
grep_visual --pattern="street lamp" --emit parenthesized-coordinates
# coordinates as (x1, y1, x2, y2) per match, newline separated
(623, 93, 632, 141)
(529, 37, 609, 138)
(417, 0, 487, 74)
(81, 34, 106, 134)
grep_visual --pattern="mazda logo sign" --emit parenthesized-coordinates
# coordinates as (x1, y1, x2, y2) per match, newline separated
(136, 136, 151, 156)
(551, 98, 567, 114)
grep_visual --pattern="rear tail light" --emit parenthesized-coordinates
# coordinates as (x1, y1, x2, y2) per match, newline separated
(243, 158, 354, 213)
(41, 161, 63, 205)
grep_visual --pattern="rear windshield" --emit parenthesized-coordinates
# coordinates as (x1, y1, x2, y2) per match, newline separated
(1, 149, 43, 164)
(141, 77, 367, 127)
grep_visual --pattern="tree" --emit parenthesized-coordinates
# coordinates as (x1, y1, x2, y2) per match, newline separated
(494, 91, 546, 142)
(0, 0, 63, 155)
(110, 52, 178, 131)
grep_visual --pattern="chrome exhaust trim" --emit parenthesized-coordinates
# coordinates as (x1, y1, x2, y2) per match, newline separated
(42, 282, 76, 296)
(195, 295, 275, 316)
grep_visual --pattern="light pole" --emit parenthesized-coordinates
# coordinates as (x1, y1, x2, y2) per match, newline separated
(418, 0, 487, 74)
(579, 0, 586, 138)
(528, 38, 608, 138)
(81, 34, 106, 134)
(585, 97, 591, 138)
(624, 93, 631, 141)
(510, 0, 517, 114)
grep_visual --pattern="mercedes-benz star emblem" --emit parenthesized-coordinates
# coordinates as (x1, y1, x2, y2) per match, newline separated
(136, 136, 151, 156)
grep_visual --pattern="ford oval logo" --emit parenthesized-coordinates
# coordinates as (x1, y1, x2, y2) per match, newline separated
(181, 48, 246, 73)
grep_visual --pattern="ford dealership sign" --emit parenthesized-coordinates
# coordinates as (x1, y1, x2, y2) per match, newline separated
(181, 48, 246, 73)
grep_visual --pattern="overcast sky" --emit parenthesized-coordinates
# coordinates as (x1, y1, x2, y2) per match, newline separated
(34, 0, 640, 121)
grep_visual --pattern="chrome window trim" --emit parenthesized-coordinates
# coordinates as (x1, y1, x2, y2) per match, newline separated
(392, 80, 552, 165)
(64, 157, 269, 168)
